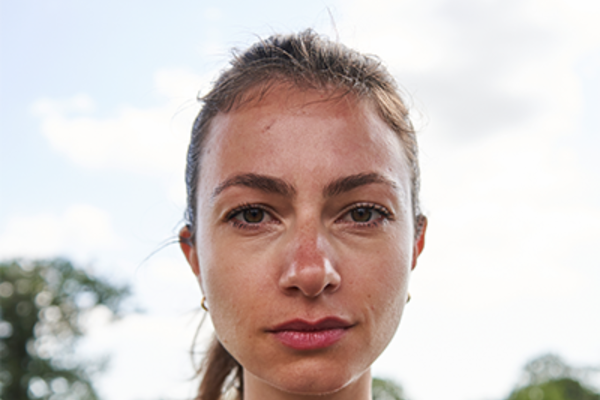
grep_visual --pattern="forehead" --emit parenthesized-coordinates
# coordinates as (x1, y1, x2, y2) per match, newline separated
(199, 86, 409, 195)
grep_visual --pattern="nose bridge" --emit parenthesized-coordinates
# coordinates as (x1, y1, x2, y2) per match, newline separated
(279, 214, 341, 297)
(294, 220, 326, 266)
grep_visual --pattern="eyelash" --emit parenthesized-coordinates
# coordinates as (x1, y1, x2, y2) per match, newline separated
(336, 202, 393, 228)
(225, 203, 278, 230)
(225, 202, 392, 230)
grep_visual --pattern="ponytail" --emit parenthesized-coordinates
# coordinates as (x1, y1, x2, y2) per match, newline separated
(196, 336, 244, 400)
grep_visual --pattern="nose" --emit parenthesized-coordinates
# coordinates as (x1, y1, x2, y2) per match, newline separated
(278, 224, 341, 298)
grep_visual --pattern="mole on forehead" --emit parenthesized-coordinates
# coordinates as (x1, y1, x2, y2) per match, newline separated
(205, 109, 375, 163)
(215, 102, 376, 147)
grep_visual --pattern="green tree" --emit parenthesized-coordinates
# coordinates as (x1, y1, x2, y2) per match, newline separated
(507, 354, 600, 400)
(372, 377, 407, 400)
(508, 378, 600, 400)
(0, 258, 129, 399)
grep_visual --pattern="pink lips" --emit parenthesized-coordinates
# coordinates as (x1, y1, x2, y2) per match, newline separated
(268, 318, 352, 350)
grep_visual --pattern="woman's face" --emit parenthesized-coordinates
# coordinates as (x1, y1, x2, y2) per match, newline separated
(181, 85, 426, 397)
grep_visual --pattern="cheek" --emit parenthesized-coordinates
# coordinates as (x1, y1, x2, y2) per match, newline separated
(350, 226, 412, 293)
(198, 233, 277, 341)
(360, 232, 412, 340)
(201, 260, 251, 348)
(376, 264, 409, 332)
(367, 269, 409, 355)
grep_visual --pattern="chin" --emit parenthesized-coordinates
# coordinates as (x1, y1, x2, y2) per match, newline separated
(279, 376, 348, 395)
(264, 361, 368, 396)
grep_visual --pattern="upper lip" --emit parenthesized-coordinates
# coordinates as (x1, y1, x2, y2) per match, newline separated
(268, 317, 353, 332)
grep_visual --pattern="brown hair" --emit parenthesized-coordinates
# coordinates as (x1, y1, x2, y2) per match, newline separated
(184, 30, 423, 400)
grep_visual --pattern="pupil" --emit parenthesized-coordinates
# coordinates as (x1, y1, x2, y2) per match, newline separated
(352, 208, 371, 222)
(244, 208, 264, 223)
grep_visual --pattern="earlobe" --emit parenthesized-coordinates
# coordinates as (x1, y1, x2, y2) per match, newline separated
(411, 215, 427, 270)
(179, 226, 201, 277)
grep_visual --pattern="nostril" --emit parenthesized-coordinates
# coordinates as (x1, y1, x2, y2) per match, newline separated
(278, 229, 341, 297)
(279, 255, 341, 298)
(323, 266, 341, 294)
(322, 282, 336, 294)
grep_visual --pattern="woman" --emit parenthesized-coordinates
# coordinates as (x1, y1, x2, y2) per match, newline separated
(179, 30, 427, 400)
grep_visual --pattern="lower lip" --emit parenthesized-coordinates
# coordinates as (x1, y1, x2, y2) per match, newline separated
(271, 328, 348, 350)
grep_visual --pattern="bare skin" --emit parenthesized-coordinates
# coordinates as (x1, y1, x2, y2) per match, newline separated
(181, 85, 426, 400)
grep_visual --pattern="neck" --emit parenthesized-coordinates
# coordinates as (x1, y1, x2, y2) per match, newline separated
(243, 368, 372, 400)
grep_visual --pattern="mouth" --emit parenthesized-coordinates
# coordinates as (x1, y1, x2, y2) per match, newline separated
(267, 317, 353, 351)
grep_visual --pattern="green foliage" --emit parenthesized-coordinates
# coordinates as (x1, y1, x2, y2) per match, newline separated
(507, 354, 600, 400)
(523, 354, 576, 386)
(508, 378, 600, 400)
(0, 258, 129, 400)
(372, 377, 407, 400)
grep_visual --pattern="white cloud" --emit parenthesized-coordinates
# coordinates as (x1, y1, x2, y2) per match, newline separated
(417, 125, 600, 304)
(30, 68, 214, 208)
(31, 69, 210, 178)
(338, 0, 599, 142)
(0, 204, 121, 261)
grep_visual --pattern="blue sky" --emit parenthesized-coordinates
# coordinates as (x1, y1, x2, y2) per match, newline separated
(1, 1, 600, 399)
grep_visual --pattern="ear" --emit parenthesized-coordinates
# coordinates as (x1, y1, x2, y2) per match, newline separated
(411, 215, 427, 270)
(179, 226, 201, 277)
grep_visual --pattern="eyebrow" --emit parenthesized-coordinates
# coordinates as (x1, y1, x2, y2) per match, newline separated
(212, 172, 396, 200)
(323, 172, 397, 197)
(212, 173, 296, 199)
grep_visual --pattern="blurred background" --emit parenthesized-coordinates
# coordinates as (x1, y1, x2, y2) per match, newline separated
(1, 0, 599, 399)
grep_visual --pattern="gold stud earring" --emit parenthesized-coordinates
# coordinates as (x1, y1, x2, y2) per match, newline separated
(201, 296, 209, 312)
(407, 293, 411, 303)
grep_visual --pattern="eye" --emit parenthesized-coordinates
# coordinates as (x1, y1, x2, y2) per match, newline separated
(238, 208, 265, 223)
(337, 203, 391, 226)
(350, 207, 375, 222)
(226, 204, 278, 229)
